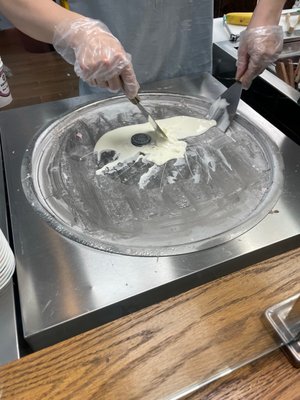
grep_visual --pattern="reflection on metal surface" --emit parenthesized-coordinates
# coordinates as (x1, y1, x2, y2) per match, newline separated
(265, 293, 300, 367)
(286, 294, 300, 327)
(0, 282, 19, 365)
(22, 94, 283, 256)
(0, 145, 19, 365)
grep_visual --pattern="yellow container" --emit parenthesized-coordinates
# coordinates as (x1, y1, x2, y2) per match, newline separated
(225, 12, 253, 26)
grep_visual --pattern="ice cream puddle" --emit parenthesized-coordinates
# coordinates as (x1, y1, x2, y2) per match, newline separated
(94, 116, 216, 177)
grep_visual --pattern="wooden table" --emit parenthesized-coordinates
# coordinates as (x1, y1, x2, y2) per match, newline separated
(1, 247, 300, 399)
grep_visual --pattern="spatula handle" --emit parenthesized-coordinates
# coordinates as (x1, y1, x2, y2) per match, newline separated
(129, 95, 141, 105)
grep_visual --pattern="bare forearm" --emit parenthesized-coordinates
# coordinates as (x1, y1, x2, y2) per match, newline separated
(0, 0, 82, 43)
(249, 0, 287, 28)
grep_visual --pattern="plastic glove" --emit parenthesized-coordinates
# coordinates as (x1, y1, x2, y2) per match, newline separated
(236, 26, 283, 89)
(53, 17, 139, 98)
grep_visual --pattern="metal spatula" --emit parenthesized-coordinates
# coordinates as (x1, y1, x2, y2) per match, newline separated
(130, 96, 168, 139)
(207, 81, 242, 132)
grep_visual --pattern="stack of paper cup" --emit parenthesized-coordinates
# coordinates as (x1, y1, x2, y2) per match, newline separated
(0, 57, 13, 108)
(0, 228, 15, 292)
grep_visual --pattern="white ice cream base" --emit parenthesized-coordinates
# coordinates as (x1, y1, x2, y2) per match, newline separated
(94, 116, 216, 187)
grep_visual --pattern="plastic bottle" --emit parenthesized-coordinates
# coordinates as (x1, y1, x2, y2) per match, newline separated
(0, 56, 12, 108)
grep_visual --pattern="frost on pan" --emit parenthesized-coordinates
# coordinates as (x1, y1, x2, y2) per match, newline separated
(23, 94, 283, 256)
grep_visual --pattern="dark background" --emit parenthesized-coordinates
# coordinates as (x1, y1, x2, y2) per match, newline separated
(214, 0, 295, 17)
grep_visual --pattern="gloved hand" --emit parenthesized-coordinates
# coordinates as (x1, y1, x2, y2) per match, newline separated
(236, 26, 284, 89)
(53, 17, 139, 98)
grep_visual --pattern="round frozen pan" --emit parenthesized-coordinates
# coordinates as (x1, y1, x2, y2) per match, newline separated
(21, 93, 284, 256)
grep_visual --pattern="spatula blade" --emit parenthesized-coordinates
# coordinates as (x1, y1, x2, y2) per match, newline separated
(208, 81, 242, 132)
(130, 96, 168, 139)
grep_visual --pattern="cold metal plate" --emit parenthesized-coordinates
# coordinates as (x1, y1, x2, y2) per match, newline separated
(265, 293, 300, 367)
(21, 94, 283, 256)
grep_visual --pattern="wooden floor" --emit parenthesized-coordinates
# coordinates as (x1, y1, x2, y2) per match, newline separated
(0, 28, 79, 110)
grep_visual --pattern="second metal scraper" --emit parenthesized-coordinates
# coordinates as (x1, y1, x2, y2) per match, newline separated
(207, 81, 242, 132)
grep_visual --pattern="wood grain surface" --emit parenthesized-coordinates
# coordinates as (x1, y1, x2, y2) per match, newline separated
(0, 247, 300, 399)
(189, 349, 300, 400)
(0, 28, 78, 109)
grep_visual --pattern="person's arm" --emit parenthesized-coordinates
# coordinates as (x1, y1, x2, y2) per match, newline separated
(0, 0, 79, 43)
(248, 0, 286, 28)
(236, 0, 286, 89)
(0, 0, 139, 98)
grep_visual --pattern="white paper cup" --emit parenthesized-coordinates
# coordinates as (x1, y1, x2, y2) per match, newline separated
(0, 229, 15, 291)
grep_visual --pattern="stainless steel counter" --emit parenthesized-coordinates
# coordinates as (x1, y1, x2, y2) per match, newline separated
(1, 73, 300, 354)
(0, 141, 19, 365)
